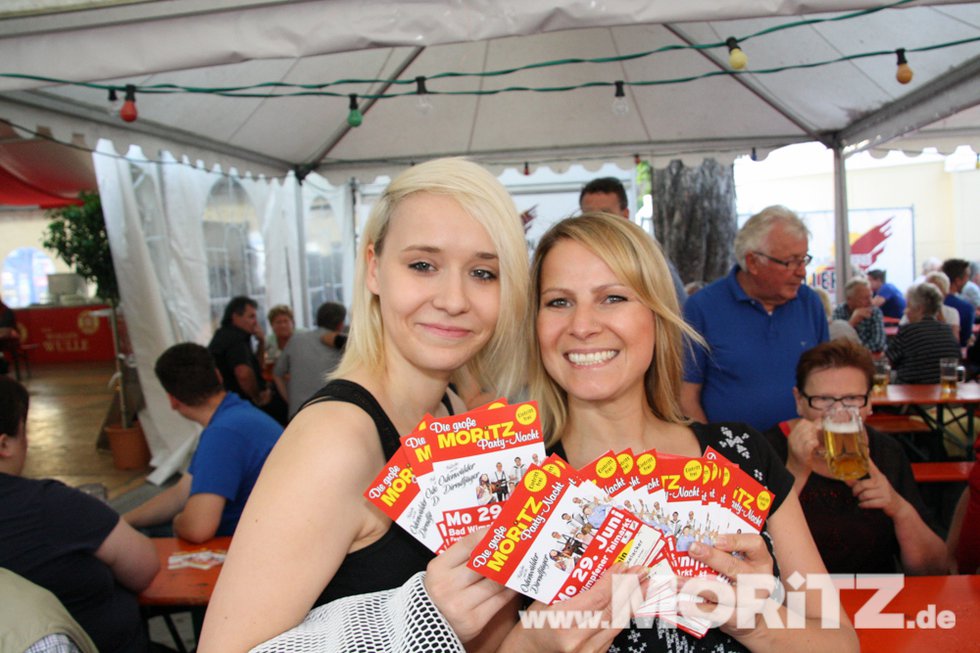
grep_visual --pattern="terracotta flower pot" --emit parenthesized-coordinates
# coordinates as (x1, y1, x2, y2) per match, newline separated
(105, 421, 150, 470)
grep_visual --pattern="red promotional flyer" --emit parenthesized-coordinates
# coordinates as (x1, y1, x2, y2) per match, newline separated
(400, 400, 546, 549)
(468, 462, 663, 604)
(363, 447, 443, 553)
(366, 416, 776, 641)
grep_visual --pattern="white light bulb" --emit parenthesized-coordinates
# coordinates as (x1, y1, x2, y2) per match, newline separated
(612, 96, 629, 117)
(107, 90, 122, 116)
(416, 94, 432, 115)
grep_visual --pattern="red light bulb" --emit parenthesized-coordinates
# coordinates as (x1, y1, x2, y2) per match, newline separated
(120, 84, 138, 122)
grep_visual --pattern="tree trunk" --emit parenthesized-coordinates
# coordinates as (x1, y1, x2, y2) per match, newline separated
(650, 159, 737, 285)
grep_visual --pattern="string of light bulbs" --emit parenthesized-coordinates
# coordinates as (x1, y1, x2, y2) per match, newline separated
(1, 0, 920, 97)
(3, 34, 974, 128)
(0, 0, 958, 124)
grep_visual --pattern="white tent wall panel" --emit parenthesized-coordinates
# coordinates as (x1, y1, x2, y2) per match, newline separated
(94, 139, 319, 483)
(156, 151, 213, 346)
(95, 140, 202, 480)
(301, 172, 356, 319)
(257, 173, 308, 328)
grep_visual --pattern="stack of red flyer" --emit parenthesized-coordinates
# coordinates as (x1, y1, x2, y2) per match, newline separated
(363, 399, 547, 554)
(466, 446, 776, 638)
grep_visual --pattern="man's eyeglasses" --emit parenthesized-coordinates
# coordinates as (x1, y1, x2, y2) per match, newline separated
(799, 391, 869, 410)
(753, 251, 813, 269)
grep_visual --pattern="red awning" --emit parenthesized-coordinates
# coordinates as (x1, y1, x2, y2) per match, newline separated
(0, 162, 83, 208)
(0, 121, 95, 208)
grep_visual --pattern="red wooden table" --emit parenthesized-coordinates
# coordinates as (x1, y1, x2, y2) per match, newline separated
(139, 536, 230, 653)
(840, 575, 980, 652)
(139, 536, 230, 606)
(871, 383, 980, 452)
(911, 461, 974, 483)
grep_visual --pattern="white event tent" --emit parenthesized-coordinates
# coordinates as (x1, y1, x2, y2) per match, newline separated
(1, 0, 978, 480)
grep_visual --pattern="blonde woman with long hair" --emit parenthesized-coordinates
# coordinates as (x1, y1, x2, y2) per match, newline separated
(200, 158, 529, 652)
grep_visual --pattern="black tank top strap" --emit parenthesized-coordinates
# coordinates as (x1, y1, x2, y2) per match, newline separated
(303, 379, 454, 460)
(547, 440, 568, 460)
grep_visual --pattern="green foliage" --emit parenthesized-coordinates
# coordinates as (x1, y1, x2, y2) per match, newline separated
(42, 192, 119, 305)
(635, 159, 652, 199)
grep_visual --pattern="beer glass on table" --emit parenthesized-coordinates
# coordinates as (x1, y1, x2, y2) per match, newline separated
(822, 405, 870, 481)
(940, 357, 965, 397)
(872, 359, 890, 395)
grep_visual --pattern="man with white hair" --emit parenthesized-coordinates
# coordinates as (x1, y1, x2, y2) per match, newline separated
(888, 284, 961, 384)
(913, 256, 943, 286)
(832, 277, 886, 354)
(682, 205, 828, 430)
(920, 271, 961, 345)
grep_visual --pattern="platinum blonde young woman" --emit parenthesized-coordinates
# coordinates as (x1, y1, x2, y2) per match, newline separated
(199, 158, 530, 652)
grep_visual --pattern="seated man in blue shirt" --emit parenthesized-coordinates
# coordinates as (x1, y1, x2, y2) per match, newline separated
(124, 343, 283, 542)
(867, 268, 905, 320)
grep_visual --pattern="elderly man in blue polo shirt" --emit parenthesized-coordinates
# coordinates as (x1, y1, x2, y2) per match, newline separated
(681, 205, 829, 431)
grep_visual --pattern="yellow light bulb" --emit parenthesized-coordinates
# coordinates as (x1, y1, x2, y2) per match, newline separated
(896, 63, 913, 84)
(729, 47, 748, 70)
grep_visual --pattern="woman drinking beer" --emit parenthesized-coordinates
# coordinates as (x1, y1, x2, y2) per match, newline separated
(762, 339, 946, 575)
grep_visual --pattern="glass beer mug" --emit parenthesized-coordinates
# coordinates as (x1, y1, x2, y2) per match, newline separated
(940, 357, 965, 397)
(822, 405, 870, 481)
(872, 359, 890, 395)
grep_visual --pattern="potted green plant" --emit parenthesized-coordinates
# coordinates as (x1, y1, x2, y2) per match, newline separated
(43, 192, 149, 469)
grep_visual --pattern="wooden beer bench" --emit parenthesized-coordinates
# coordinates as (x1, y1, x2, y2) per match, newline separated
(911, 461, 973, 483)
(866, 413, 934, 433)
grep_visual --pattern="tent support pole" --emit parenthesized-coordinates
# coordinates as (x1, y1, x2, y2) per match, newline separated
(294, 176, 309, 328)
(832, 144, 850, 304)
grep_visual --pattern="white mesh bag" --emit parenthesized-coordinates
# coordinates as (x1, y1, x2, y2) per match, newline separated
(249, 572, 465, 653)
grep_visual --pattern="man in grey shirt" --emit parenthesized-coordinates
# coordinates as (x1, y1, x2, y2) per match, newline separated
(273, 302, 346, 419)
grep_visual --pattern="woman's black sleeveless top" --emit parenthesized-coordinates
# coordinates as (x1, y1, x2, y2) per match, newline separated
(305, 380, 451, 607)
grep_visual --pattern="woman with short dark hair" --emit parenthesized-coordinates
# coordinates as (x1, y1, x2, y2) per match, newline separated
(763, 339, 945, 575)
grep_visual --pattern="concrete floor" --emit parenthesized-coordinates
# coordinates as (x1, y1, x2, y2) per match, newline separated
(20, 360, 149, 499)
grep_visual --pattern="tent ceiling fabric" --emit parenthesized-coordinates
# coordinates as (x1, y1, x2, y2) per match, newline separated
(0, 0, 978, 191)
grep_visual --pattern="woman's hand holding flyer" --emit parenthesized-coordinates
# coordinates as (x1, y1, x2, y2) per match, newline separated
(362, 401, 776, 639)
